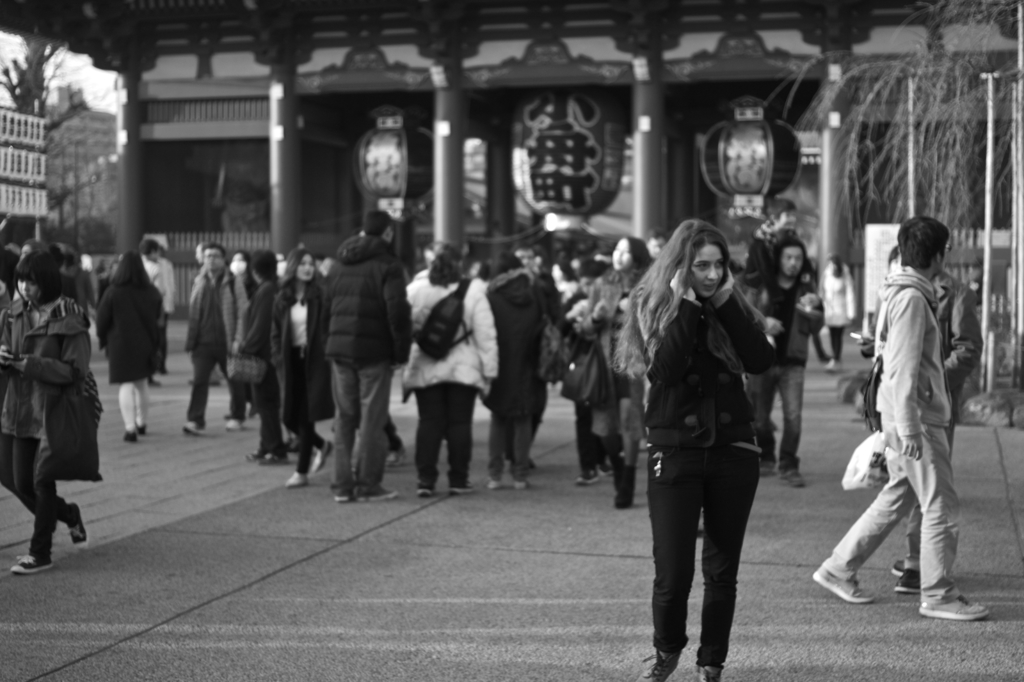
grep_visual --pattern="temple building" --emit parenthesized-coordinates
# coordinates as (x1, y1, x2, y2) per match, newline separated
(0, 1, 1016, 284)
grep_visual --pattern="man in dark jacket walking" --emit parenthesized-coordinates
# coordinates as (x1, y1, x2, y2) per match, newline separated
(746, 233, 824, 487)
(325, 212, 412, 502)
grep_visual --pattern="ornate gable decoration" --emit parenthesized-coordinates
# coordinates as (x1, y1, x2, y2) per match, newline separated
(465, 38, 630, 88)
(298, 46, 430, 93)
(665, 31, 811, 83)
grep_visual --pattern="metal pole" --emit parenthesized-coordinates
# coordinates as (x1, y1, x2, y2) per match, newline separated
(907, 75, 915, 217)
(1017, 0, 1024, 388)
(981, 72, 998, 392)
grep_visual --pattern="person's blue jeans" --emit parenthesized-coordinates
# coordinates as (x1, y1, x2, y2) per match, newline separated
(752, 364, 805, 472)
(331, 361, 393, 496)
(647, 443, 761, 668)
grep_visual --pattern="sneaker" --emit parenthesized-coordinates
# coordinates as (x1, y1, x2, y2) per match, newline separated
(361, 486, 399, 502)
(697, 665, 724, 682)
(812, 567, 875, 604)
(258, 455, 290, 466)
(597, 463, 612, 476)
(334, 491, 357, 503)
(246, 451, 269, 463)
(310, 442, 333, 474)
(513, 480, 529, 490)
(759, 460, 776, 477)
(575, 470, 600, 486)
(182, 421, 205, 436)
(894, 568, 921, 594)
(919, 596, 989, 621)
(780, 470, 806, 488)
(386, 446, 406, 467)
(285, 472, 308, 488)
(636, 650, 680, 682)
(225, 419, 243, 432)
(124, 430, 138, 442)
(10, 555, 52, 575)
(449, 484, 475, 495)
(416, 487, 434, 498)
(67, 503, 88, 548)
(892, 559, 906, 577)
(486, 478, 503, 490)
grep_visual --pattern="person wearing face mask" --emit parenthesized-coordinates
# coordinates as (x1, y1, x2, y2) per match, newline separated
(271, 248, 334, 486)
(0, 252, 94, 575)
(579, 236, 651, 509)
(616, 221, 774, 682)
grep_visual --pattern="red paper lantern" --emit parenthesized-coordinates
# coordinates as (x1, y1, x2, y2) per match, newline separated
(354, 110, 432, 209)
(512, 89, 626, 216)
(700, 97, 801, 204)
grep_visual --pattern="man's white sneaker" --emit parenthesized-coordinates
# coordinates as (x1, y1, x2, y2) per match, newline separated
(225, 419, 243, 431)
(486, 478, 502, 490)
(285, 473, 308, 488)
(919, 596, 989, 621)
(813, 568, 875, 604)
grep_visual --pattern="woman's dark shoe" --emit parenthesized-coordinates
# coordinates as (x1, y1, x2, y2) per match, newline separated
(615, 465, 635, 509)
(124, 430, 138, 443)
(609, 452, 625, 493)
(636, 650, 680, 681)
(136, 424, 147, 436)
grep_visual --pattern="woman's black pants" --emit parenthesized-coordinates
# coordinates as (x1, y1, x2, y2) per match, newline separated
(289, 347, 325, 474)
(0, 434, 73, 561)
(413, 382, 477, 490)
(646, 443, 760, 668)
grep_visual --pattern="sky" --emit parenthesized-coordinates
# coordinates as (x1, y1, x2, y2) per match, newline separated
(0, 30, 117, 114)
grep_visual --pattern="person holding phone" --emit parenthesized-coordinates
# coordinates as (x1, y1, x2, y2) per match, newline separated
(616, 221, 774, 682)
(0, 251, 91, 575)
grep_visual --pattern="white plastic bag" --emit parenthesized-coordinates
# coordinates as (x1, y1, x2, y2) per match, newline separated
(842, 432, 892, 490)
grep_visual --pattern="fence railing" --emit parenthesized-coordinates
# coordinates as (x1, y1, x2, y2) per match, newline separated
(0, 185, 46, 217)
(0, 147, 46, 184)
(167, 232, 272, 255)
(0, 109, 45, 149)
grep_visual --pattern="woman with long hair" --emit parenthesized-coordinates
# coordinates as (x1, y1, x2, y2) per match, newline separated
(819, 253, 857, 372)
(96, 251, 162, 442)
(272, 248, 335, 487)
(616, 221, 774, 682)
(0, 252, 92, 574)
(579, 236, 650, 508)
(404, 243, 497, 496)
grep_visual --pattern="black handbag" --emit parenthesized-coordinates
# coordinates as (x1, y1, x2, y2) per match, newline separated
(560, 338, 609, 406)
(227, 353, 268, 383)
(36, 380, 102, 484)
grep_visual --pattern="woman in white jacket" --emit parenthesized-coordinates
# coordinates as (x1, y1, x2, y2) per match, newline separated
(403, 244, 498, 497)
(819, 254, 857, 372)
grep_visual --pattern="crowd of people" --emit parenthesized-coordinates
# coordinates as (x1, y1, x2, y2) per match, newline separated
(0, 207, 991, 682)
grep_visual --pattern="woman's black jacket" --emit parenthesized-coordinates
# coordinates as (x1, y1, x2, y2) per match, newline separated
(645, 289, 774, 449)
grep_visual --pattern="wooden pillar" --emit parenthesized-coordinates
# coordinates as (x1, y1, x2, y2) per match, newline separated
(270, 61, 301, 255)
(819, 63, 850, 264)
(632, 50, 665, 240)
(433, 63, 465, 246)
(486, 130, 515, 261)
(116, 62, 143, 253)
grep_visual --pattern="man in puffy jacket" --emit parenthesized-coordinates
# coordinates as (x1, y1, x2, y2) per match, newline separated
(325, 212, 412, 502)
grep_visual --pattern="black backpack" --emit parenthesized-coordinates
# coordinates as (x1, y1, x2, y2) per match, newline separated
(415, 279, 472, 360)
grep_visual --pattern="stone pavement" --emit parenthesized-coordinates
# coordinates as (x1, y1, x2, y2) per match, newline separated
(1, 324, 1023, 682)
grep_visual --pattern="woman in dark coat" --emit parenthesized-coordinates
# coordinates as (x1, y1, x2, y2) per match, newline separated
(271, 247, 334, 488)
(483, 252, 545, 490)
(96, 251, 162, 442)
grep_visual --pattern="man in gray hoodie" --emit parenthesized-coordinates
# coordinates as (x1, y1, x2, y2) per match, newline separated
(812, 216, 988, 622)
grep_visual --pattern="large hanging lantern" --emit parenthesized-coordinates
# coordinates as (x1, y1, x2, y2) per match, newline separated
(700, 97, 801, 208)
(354, 107, 433, 213)
(512, 89, 625, 217)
